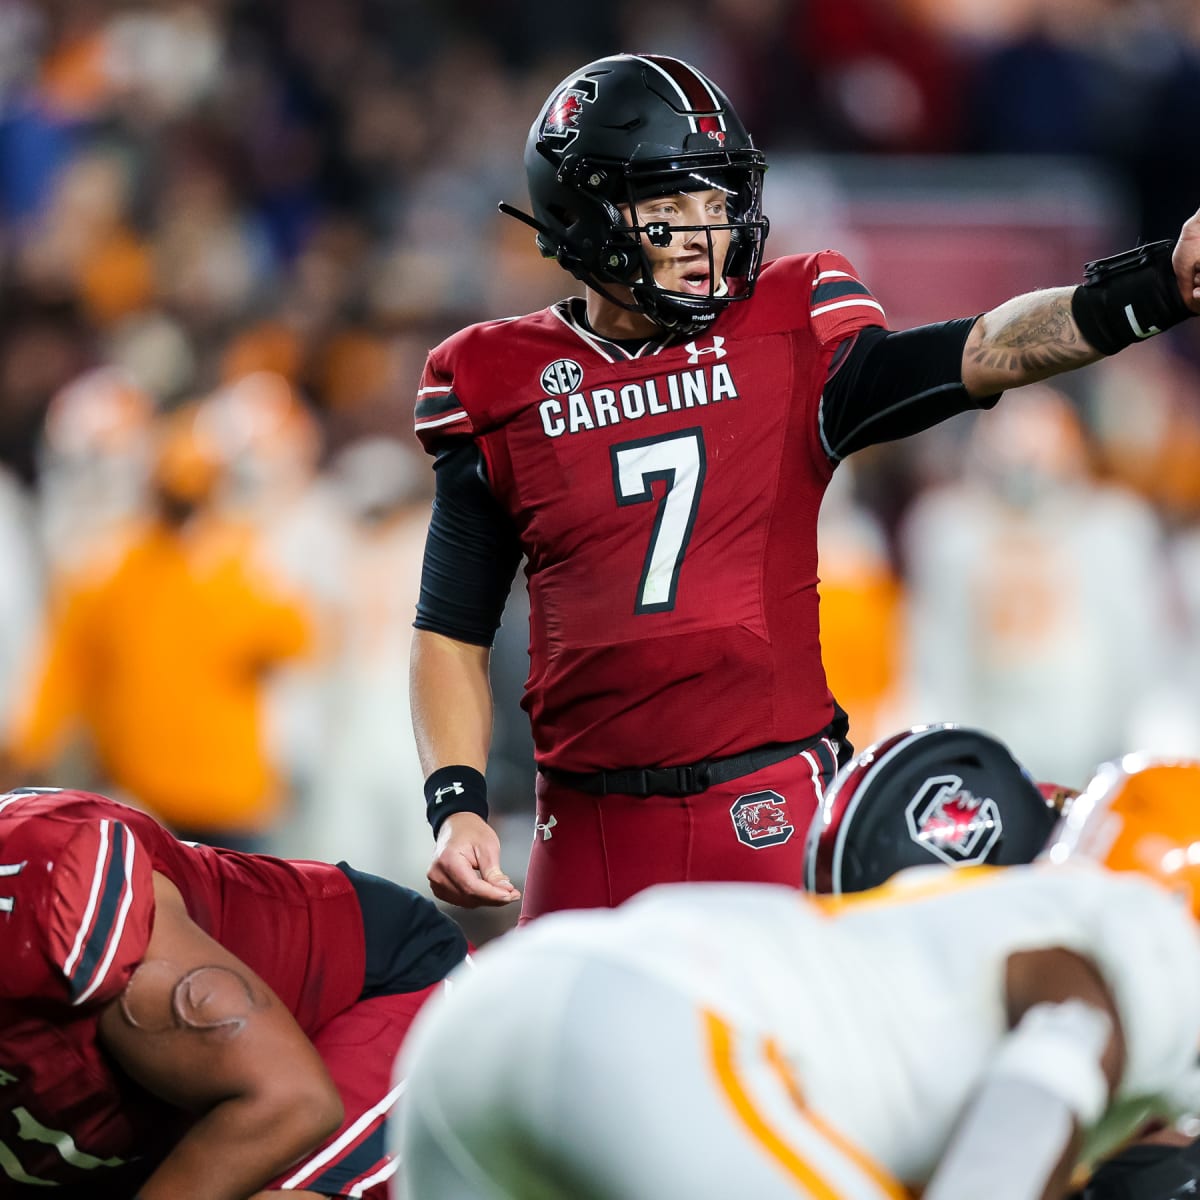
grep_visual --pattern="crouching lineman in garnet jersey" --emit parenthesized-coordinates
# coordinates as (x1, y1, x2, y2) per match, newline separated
(410, 51, 1200, 920)
(0, 787, 467, 1199)
(396, 755, 1200, 1199)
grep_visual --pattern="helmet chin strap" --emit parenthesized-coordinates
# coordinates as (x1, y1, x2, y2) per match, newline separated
(637, 290, 723, 336)
(596, 269, 729, 335)
(635, 259, 730, 335)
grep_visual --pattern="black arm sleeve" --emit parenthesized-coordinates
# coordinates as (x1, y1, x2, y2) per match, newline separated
(413, 442, 523, 647)
(338, 863, 469, 996)
(820, 317, 1003, 461)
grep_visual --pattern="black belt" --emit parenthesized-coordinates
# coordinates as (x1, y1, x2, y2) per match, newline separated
(538, 730, 839, 798)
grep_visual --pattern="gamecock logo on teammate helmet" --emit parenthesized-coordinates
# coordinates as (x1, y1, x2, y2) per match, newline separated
(904, 775, 1002, 866)
(730, 789, 794, 849)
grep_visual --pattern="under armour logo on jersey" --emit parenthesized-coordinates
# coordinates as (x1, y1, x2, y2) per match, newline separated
(684, 336, 726, 364)
(1124, 303, 1161, 339)
(0, 861, 26, 913)
(535, 815, 558, 841)
(434, 782, 465, 803)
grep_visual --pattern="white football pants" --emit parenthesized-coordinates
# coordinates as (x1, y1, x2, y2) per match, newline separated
(392, 943, 910, 1200)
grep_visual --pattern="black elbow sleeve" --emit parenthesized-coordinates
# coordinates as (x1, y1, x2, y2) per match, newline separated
(821, 318, 1000, 459)
(414, 444, 522, 646)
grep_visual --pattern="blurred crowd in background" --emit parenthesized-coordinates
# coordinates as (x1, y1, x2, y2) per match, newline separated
(4, 0, 1200, 896)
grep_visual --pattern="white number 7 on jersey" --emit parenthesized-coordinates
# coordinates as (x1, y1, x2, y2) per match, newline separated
(610, 428, 707, 614)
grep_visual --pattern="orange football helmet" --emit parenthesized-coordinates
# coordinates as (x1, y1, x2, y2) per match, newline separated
(1045, 753, 1200, 919)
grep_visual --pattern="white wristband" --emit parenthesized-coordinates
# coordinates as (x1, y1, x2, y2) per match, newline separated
(924, 1002, 1114, 1200)
(923, 1077, 1076, 1200)
(990, 999, 1113, 1128)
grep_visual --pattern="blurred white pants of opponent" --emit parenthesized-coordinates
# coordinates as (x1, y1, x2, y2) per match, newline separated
(394, 945, 907, 1200)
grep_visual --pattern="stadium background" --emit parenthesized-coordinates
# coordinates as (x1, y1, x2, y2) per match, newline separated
(3, 0, 1200, 925)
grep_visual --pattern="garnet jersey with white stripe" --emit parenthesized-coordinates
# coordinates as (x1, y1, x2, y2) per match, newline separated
(0, 797, 152, 1009)
(0, 788, 364, 1195)
(413, 253, 886, 772)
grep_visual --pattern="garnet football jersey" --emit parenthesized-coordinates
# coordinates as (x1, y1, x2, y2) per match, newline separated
(414, 253, 887, 771)
(0, 788, 364, 1195)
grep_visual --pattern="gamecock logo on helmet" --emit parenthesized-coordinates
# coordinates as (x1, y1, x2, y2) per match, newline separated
(540, 79, 598, 147)
(904, 775, 1002, 867)
(730, 789, 794, 849)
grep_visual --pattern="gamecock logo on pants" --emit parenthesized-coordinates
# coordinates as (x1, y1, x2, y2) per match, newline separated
(730, 789, 794, 849)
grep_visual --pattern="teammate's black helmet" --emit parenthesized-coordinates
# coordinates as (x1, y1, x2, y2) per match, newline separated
(500, 53, 769, 336)
(804, 724, 1062, 895)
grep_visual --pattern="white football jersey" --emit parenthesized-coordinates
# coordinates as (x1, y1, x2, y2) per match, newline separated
(503, 862, 1200, 1183)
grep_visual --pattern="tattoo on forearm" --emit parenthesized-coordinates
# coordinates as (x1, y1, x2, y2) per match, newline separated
(967, 293, 1093, 376)
(120, 962, 263, 1037)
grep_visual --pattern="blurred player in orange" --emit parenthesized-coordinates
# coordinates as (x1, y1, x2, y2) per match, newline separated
(0, 784, 467, 1199)
(6, 404, 312, 850)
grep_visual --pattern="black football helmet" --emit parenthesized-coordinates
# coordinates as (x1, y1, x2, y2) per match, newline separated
(499, 53, 769, 336)
(804, 724, 1063, 895)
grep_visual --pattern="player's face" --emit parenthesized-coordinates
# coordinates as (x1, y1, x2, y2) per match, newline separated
(622, 187, 733, 298)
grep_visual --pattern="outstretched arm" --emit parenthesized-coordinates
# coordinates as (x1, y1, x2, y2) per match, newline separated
(963, 205, 1200, 398)
(101, 873, 343, 1200)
